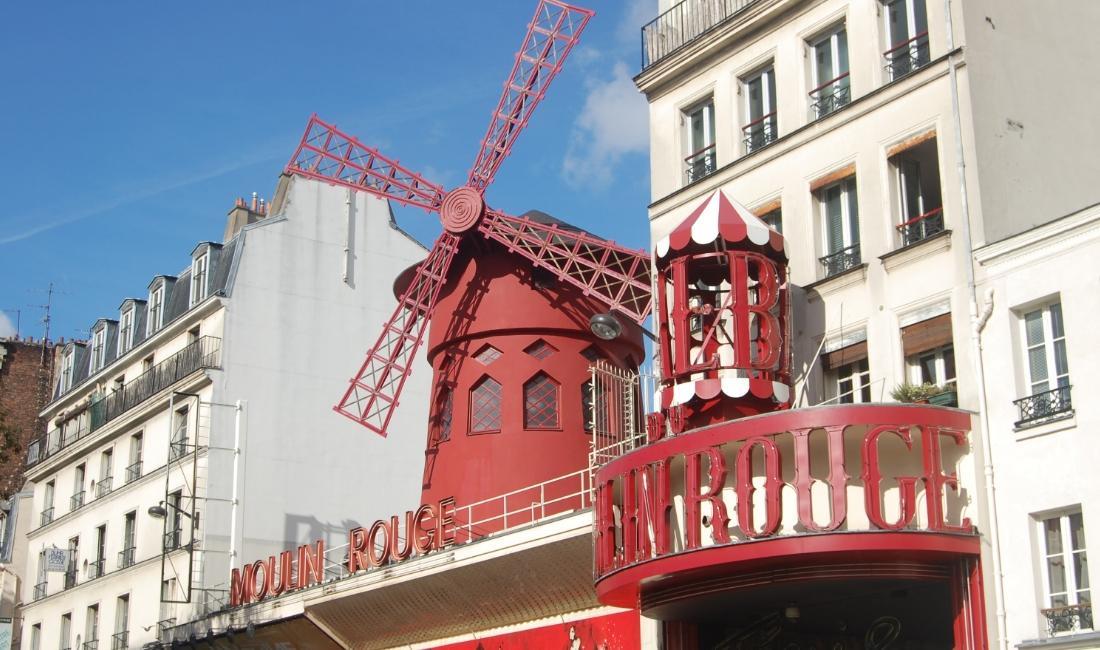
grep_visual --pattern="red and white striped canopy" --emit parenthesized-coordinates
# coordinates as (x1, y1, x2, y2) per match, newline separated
(654, 190, 786, 260)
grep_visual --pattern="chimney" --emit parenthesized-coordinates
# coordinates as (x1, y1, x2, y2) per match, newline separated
(223, 193, 269, 242)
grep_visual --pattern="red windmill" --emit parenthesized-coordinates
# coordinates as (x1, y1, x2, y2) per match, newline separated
(283, 1, 652, 513)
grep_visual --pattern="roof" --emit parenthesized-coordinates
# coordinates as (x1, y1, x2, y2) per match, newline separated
(654, 190, 786, 260)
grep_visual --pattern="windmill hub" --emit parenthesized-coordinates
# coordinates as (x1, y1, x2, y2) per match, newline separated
(440, 187, 485, 233)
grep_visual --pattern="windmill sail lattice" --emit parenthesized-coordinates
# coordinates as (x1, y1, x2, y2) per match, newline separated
(283, 0, 653, 436)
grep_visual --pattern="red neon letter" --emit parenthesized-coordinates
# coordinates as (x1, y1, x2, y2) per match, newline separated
(862, 426, 918, 530)
(390, 512, 415, 561)
(366, 520, 391, 567)
(594, 480, 618, 576)
(413, 504, 437, 554)
(735, 437, 783, 537)
(297, 539, 324, 589)
(791, 426, 849, 532)
(250, 559, 269, 601)
(921, 426, 972, 532)
(347, 527, 369, 574)
(436, 497, 456, 549)
(685, 447, 731, 548)
(268, 550, 294, 596)
(229, 563, 254, 606)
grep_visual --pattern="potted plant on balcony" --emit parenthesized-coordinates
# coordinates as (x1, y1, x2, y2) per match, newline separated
(890, 382, 943, 404)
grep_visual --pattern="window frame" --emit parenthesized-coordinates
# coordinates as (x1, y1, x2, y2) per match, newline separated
(808, 24, 851, 119)
(190, 253, 209, 306)
(59, 346, 74, 393)
(682, 97, 716, 185)
(117, 306, 134, 356)
(741, 65, 778, 153)
(469, 375, 503, 434)
(1036, 510, 1091, 623)
(835, 358, 871, 404)
(908, 343, 956, 388)
(1021, 302, 1069, 397)
(89, 325, 107, 374)
(147, 284, 164, 336)
(523, 372, 561, 430)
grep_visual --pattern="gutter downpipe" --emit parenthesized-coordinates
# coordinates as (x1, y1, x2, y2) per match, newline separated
(943, 3, 1008, 648)
(229, 399, 243, 570)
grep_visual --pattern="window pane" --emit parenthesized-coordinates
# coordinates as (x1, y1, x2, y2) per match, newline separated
(912, 0, 929, 34)
(747, 76, 764, 120)
(1048, 555, 1068, 595)
(1025, 310, 1045, 346)
(943, 347, 957, 383)
(1074, 551, 1089, 591)
(887, 0, 909, 45)
(838, 377, 853, 404)
(1047, 518, 1064, 554)
(1050, 303, 1065, 337)
(470, 377, 502, 432)
(1054, 340, 1069, 379)
(1071, 513, 1086, 550)
(919, 354, 936, 384)
(837, 30, 849, 74)
(825, 187, 844, 252)
(1028, 347, 1049, 387)
(814, 40, 833, 85)
(845, 179, 860, 242)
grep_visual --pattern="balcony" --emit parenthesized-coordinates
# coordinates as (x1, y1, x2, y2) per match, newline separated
(82, 641, 98, 650)
(70, 490, 85, 511)
(641, 0, 763, 70)
(884, 32, 931, 80)
(125, 460, 142, 484)
(111, 632, 129, 650)
(87, 558, 105, 580)
(897, 207, 945, 247)
(40, 507, 54, 527)
(742, 112, 777, 152)
(819, 243, 862, 278)
(809, 73, 851, 119)
(64, 568, 77, 589)
(118, 545, 136, 569)
(1014, 385, 1073, 428)
(164, 529, 184, 552)
(95, 476, 113, 499)
(32, 581, 46, 601)
(684, 144, 716, 184)
(26, 336, 221, 469)
(1042, 603, 1093, 635)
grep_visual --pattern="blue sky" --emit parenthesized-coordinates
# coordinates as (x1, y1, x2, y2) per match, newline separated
(0, 1, 655, 341)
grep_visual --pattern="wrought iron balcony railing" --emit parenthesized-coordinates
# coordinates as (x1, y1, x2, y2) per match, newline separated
(27, 336, 221, 469)
(164, 529, 184, 552)
(40, 507, 54, 527)
(87, 558, 105, 580)
(95, 476, 113, 499)
(742, 112, 777, 152)
(118, 545, 136, 569)
(819, 243, 862, 278)
(82, 641, 98, 650)
(1014, 385, 1073, 427)
(1041, 603, 1093, 635)
(168, 439, 191, 462)
(684, 144, 717, 183)
(125, 460, 142, 484)
(70, 490, 85, 511)
(884, 31, 931, 80)
(64, 568, 77, 589)
(897, 207, 945, 246)
(32, 581, 46, 601)
(111, 632, 129, 650)
(641, 0, 763, 69)
(809, 73, 851, 119)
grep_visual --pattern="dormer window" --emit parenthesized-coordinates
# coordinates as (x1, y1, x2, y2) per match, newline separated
(147, 284, 164, 336)
(118, 306, 134, 356)
(190, 253, 209, 306)
(89, 325, 107, 374)
(59, 346, 75, 393)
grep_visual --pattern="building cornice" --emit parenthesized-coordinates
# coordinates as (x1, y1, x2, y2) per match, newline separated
(974, 202, 1100, 272)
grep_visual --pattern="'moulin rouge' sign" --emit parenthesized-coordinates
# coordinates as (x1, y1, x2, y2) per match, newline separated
(230, 497, 456, 607)
(593, 405, 975, 584)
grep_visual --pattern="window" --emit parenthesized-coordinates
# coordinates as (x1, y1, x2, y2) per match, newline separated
(470, 376, 502, 433)
(86, 604, 100, 646)
(126, 433, 143, 484)
(742, 66, 777, 152)
(29, 623, 40, 650)
(1038, 511, 1092, 634)
(147, 284, 164, 335)
(524, 340, 556, 360)
(170, 406, 189, 460)
(89, 326, 107, 374)
(837, 359, 871, 403)
(65, 536, 78, 589)
(1016, 302, 1072, 426)
(71, 464, 86, 511)
(97, 449, 113, 498)
(683, 98, 716, 184)
(760, 208, 782, 234)
(912, 345, 955, 387)
(114, 594, 130, 649)
(187, 325, 200, 345)
(809, 25, 850, 119)
(141, 354, 154, 373)
(818, 177, 861, 277)
(190, 253, 209, 306)
(883, 0, 930, 79)
(117, 307, 134, 356)
(61, 613, 72, 650)
(41, 480, 55, 527)
(90, 525, 106, 579)
(473, 344, 502, 365)
(120, 512, 136, 569)
(523, 372, 560, 429)
(891, 137, 943, 246)
(436, 387, 453, 442)
(59, 347, 75, 393)
(166, 491, 184, 551)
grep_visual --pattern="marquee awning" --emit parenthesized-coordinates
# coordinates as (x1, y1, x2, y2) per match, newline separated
(655, 190, 787, 260)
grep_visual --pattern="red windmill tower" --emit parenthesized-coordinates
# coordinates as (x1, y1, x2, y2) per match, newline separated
(283, 1, 651, 518)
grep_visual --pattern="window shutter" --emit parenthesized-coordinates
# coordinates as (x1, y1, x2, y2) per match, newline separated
(901, 313, 953, 357)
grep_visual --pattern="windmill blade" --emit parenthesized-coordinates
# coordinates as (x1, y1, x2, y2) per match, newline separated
(479, 209, 652, 323)
(466, 1, 594, 192)
(287, 115, 446, 213)
(334, 233, 461, 435)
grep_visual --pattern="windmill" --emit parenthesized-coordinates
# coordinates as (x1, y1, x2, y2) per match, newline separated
(284, 0, 652, 448)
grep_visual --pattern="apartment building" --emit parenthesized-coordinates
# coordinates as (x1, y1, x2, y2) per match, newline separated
(20, 177, 430, 650)
(636, 0, 1100, 648)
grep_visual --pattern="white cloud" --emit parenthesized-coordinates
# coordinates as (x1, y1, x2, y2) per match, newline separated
(561, 62, 649, 190)
(0, 313, 15, 339)
(616, 0, 659, 46)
